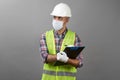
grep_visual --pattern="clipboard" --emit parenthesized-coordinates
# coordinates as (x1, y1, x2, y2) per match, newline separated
(54, 46, 85, 66)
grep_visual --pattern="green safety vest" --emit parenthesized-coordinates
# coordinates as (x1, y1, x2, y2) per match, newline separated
(42, 29, 77, 80)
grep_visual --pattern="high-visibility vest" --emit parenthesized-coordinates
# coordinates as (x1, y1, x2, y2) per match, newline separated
(42, 29, 76, 80)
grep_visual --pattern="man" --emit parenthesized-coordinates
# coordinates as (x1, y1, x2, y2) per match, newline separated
(40, 3, 83, 80)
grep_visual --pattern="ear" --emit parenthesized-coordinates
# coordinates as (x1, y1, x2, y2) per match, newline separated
(66, 17, 70, 23)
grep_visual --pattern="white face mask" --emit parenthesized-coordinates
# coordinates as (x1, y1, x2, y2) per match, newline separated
(52, 20, 63, 31)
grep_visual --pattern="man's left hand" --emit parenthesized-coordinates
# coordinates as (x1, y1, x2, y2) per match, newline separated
(57, 52, 69, 63)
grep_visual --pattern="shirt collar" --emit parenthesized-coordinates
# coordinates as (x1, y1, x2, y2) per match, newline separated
(54, 29, 68, 38)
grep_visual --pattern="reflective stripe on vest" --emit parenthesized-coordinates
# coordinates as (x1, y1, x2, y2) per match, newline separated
(43, 70, 76, 76)
(42, 29, 76, 80)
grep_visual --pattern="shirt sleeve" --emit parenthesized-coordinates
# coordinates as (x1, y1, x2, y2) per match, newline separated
(74, 33, 84, 68)
(39, 33, 48, 63)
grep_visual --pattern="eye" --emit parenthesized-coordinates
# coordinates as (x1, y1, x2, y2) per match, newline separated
(58, 17, 62, 20)
(58, 17, 61, 19)
(53, 16, 56, 19)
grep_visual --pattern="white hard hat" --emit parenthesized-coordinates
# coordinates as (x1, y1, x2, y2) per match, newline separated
(50, 3, 72, 17)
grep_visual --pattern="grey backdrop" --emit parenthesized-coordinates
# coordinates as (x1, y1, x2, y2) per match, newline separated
(0, 0, 120, 80)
